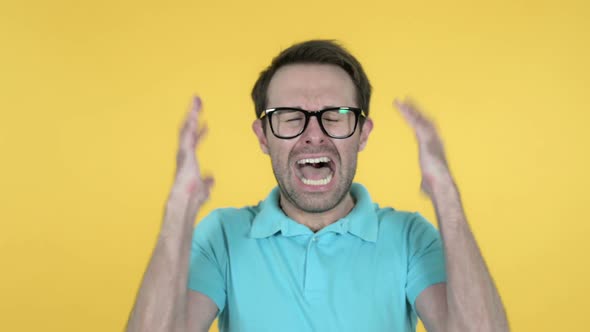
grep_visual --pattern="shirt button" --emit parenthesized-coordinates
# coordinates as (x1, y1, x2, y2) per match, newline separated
(312, 237, 318, 242)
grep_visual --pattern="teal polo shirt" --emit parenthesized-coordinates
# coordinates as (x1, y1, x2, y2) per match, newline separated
(189, 183, 446, 332)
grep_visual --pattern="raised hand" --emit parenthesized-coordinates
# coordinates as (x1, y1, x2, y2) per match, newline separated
(126, 96, 216, 332)
(394, 99, 453, 197)
(394, 99, 510, 332)
(171, 96, 214, 212)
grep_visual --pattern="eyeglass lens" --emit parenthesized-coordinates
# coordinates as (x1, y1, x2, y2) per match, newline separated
(271, 109, 356, 138)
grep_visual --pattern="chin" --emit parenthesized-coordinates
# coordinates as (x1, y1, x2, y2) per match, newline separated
(280, 179, 352, 214)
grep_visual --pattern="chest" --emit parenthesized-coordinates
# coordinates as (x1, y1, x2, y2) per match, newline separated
(221, 233, 413, 332)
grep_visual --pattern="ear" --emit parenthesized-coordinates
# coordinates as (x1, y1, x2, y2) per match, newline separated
(252, 119, 269, 155)
(358, 118, 373, 152)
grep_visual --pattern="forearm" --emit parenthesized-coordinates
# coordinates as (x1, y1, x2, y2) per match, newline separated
(431, 177, 509, 332)
(126, 191, 199, 332)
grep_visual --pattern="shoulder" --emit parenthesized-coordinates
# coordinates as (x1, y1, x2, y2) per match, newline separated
(374, 205, 440, 244)
(375, 205, 432, 229)
(196, 204, 260, 229)
(193, 204, 262, 240)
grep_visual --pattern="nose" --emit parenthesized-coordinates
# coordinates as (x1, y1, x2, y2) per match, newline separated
(301, 115, 326, 145)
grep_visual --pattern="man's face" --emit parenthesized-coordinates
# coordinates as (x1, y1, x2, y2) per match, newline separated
(253, 64, 373, 213)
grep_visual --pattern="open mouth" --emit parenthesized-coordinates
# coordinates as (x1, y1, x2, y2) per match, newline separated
(295, 156, 335, 186)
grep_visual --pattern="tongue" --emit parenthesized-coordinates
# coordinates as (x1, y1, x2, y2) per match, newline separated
(299, 165, 332, 180)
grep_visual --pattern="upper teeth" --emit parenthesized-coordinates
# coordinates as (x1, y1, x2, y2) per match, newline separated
(297, 157, 331, 165)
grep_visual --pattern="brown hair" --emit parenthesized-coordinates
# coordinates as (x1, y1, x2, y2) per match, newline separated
(251, 40, 372, 119)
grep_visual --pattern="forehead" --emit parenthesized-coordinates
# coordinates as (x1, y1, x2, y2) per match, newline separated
(266, 64, 357, 109)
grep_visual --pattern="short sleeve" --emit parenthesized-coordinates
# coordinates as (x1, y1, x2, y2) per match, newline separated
(188, 210, 228, 313)
(405, 212, 447, 315)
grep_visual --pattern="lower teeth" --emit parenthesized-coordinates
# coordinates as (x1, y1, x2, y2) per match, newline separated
(302, 174, 333, 186)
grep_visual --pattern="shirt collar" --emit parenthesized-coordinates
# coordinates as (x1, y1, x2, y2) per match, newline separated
(343, 183, 379, 242)
(248, 187, 292, 238)
(249, 183, 379, 242)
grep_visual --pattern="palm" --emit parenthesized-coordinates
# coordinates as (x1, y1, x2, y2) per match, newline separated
(173, 96, 213, 206)
(395, 99, 450, 197)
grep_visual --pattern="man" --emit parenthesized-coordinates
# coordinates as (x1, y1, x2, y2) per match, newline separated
(127, 40, 509, 332)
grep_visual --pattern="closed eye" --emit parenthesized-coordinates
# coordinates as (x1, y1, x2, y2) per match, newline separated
(285, 117, 304, 122)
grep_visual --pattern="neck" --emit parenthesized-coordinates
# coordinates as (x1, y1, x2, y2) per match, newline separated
(279, 193, 355, 232)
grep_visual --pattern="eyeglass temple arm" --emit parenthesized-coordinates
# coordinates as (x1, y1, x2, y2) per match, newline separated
(259, 108, 276, 119)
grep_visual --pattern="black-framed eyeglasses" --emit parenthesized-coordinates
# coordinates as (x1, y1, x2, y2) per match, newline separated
(259, 107, 367, 139)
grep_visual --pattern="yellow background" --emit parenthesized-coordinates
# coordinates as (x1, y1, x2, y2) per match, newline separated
(1, 0, 588, 331)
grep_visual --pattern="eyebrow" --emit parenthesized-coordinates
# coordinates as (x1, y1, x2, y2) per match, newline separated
(285, 105, 345, 110)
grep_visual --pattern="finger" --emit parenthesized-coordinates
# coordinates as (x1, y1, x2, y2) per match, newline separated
(394, 99, 442, 146)
(403, 100, 435, 129)
(398, 98, 429, 122)
(190, 95, 203, 124)
(396, 98, 437, 128)
(180, 96, 203, 150)
(193, 123, 209, 147)
(186, 175, 214, 195)
(180, 96, 200, 130)
(394, 98, 420, 128)
(202, 176, 215, 190)
(187, 176, 215, 210)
